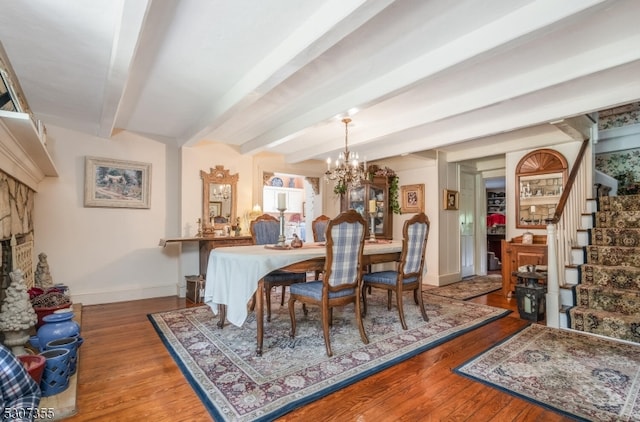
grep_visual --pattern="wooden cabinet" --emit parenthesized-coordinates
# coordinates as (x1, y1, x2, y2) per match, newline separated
(340, 176, 393, 239)
(501, 234, 547, 297)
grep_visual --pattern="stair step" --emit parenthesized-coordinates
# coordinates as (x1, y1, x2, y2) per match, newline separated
(586, 198, 598, 214)
(598, 194, 640, 212)
(559, 285, 575, 307)
(574, 284, 640, 315)
(581, 213, 594, 229)
(577, 230, 589, 247)
(589, 228, 640, 247)
(595, 211, 640, 229)
(564, 265, 579, 285)
(568, 306, 640, 343)
(570, 247, 585, 265)
(584, 245, 640, 267)
(579, 264, 640, 288)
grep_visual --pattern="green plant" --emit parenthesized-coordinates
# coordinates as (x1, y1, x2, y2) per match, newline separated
(389, 175, 401, 214)
(333, 180, 347, 196)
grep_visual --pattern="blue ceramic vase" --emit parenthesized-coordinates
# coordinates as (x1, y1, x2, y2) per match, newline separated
(35, 311, 80, 351)
(45, 336, 83, 375)
(39, 348, 71, 396)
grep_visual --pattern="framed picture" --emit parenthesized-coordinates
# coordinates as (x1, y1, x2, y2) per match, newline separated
(84, 156, 151, 209)
(400, 184, 424, 214)
(209, 201, 222, 217)
(443, 189, 459, 210)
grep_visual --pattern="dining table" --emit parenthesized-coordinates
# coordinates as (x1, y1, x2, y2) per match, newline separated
(204, 240, 403, 355)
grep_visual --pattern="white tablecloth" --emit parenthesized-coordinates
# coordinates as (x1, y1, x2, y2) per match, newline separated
(204, 241, 402, 326)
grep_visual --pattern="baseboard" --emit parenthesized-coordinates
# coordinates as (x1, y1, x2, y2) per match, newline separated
(70, 284, 178, 305)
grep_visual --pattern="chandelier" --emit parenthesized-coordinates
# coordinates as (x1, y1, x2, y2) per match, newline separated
(325, 118, 366, 191)
(211, 185, 231, 200)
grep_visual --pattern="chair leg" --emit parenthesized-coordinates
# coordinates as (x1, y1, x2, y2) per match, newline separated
(288, 297, 297, 337)
(396, 287, 408, 330)
(416, 287, 428, 322)
(265, 286, 272, 322)
(280, 286, 286, 306)
(322, 306, 333, 357)
(361, 283, 368, 316)
(355, 295, 369, 345)
(248, 292, 256, 311)
(413, 288, 419, 305)
(387, 290, 392, 310)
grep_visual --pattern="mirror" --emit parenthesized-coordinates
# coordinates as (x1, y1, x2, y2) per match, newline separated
(201, 165, 238, 235)
(516, 149, 568, 229)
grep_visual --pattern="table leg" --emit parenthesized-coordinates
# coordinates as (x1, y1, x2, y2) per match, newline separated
(217, 304, 226, 328)
(256, 278, 264, 356)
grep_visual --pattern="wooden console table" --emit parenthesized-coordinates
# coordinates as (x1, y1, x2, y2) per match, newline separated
(501, 234, 547, 297)
(159, 235, 253, 276)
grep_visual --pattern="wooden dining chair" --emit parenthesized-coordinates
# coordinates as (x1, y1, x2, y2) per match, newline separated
(311, 214, 331, 279)
(361, 212, 430, 330)
(312, 214, 330, 242)
(288, 209, 368, 357)
(250, 214, 307, 322)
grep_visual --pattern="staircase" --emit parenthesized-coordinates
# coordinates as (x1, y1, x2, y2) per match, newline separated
(565, 194, 640, 344)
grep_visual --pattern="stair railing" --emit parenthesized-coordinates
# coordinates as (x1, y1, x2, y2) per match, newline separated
(545, 138, 592, 328)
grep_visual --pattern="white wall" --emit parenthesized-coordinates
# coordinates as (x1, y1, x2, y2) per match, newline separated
(33, 125, 181, 305)
(394, 163, 439, 286)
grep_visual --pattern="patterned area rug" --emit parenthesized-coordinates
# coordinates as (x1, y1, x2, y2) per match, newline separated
(149, 292, 510, 421)
(428, 274, 502, 300)
(455, 324, 640, 421)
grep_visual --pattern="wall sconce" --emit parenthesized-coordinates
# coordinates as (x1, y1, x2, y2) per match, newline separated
(514, 265, 547, 322)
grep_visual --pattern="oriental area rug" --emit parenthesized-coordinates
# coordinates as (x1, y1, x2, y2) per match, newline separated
(427, 274, 502, 300)
(455, 323, 640, 421)
(148, 291, 510, 421)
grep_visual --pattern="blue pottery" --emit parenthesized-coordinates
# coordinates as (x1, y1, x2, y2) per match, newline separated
(45, 336, 82, 375)
(36, 311, 80, 352)
(39, 348, 71, 397)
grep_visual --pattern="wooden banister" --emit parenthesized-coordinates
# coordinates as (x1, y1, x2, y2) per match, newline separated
(550, 138, 589, 224)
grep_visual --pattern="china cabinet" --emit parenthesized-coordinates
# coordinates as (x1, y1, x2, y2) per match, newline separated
(340, 176, 393, 239)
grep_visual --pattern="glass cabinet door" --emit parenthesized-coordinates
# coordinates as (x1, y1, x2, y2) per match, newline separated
(346, 186, 366, 216)
(369, 184, 386, 235)
(340, 176, 393, 239)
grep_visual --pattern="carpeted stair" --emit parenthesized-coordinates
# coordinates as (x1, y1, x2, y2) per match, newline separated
(567, 194, 640, 343)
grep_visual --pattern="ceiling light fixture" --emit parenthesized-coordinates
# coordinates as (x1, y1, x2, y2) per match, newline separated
(325, 118, 365, 191)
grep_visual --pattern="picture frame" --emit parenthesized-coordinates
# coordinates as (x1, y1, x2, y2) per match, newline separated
(84, 156, 151, 209)
(209, 201, 222, 217)
(443, 189, 459, 211)
(400, 184, 424, 214)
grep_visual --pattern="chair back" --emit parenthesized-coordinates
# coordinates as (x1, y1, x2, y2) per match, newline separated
(312, 215, 331, 242)
(250, 214, 280, 245)
(399, 213, 430, 278)
(324, 210, 366, 290)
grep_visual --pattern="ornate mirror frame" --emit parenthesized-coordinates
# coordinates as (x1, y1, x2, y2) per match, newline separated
(516, 149, 568, 229)
(201, 165, 238, 235)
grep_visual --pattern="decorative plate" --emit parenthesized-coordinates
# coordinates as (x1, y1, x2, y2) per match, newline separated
(271, 177, 283, 187)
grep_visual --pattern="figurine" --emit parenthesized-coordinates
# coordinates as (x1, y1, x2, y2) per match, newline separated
(291, 233, 303, 248)
(233, 217, 242, 236)
(35, 252, 54, 288)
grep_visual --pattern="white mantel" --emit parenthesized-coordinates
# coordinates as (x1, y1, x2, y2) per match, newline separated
(0, 110, 57, 191)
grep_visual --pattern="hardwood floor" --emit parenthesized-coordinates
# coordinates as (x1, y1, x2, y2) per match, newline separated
(65, 289, 574, 421)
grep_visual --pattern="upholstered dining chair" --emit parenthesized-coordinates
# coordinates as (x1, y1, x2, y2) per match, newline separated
(250, 213, 307, 322)
(311, 214, 331, 279)
(361, 212, 430, 330)
(288, 209, 368, 357)
(312, 214, 331, 242)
